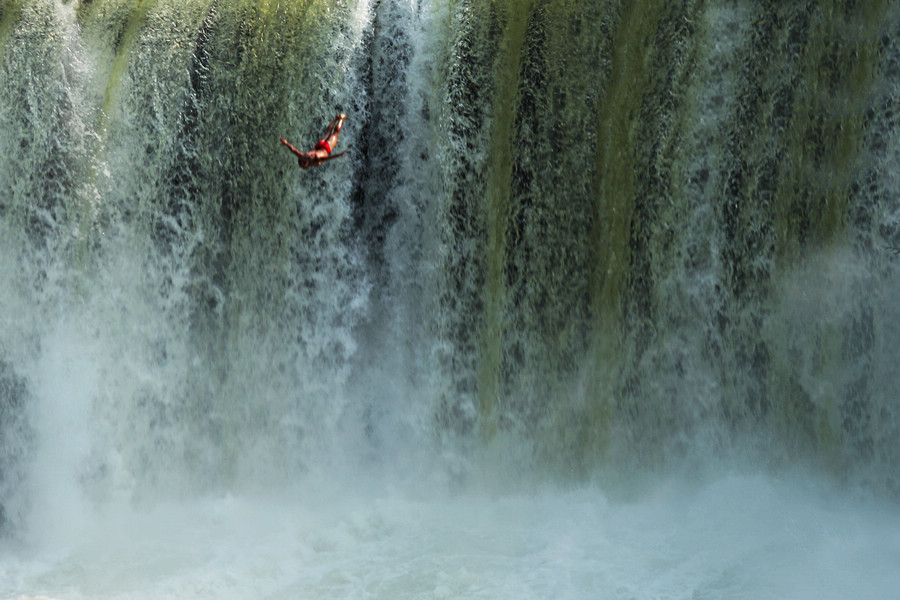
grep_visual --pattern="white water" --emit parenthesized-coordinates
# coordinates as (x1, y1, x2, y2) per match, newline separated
(3, 474, 900, 600)
(4, 320, 898, 599)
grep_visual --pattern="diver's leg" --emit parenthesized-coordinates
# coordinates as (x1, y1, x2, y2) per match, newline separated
(325, 115, 345, 138)
(322, 116, 339, 138)
(325, 114, 346, 149)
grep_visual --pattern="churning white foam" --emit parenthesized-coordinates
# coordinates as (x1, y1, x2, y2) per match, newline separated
(2, 473, 899, 600)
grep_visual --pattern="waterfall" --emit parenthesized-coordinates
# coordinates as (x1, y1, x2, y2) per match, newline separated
(2, 0, 900, 540)
(0, 0, 384, 526)
(421, 0, 900, 487)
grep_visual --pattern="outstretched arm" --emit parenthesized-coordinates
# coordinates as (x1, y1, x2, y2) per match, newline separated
(316, 150, 348, 163)
(280, 137, 305, 159)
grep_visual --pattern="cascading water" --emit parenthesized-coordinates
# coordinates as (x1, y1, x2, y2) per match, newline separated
(2, 1, 900, 598)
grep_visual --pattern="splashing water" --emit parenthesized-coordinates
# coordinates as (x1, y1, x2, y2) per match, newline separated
(3, 476, 900, 600)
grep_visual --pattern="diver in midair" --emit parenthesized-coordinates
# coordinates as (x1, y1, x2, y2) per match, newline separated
(280, 114, 347, 169)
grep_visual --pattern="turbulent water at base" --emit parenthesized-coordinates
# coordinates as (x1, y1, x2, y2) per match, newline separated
(2, 0, 900, 598)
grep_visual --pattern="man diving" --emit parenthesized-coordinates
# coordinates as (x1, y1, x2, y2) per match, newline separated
(280, 113, 347, 169)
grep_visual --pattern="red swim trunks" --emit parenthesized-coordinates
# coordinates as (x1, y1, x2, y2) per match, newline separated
(314, 139, 332, 154)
